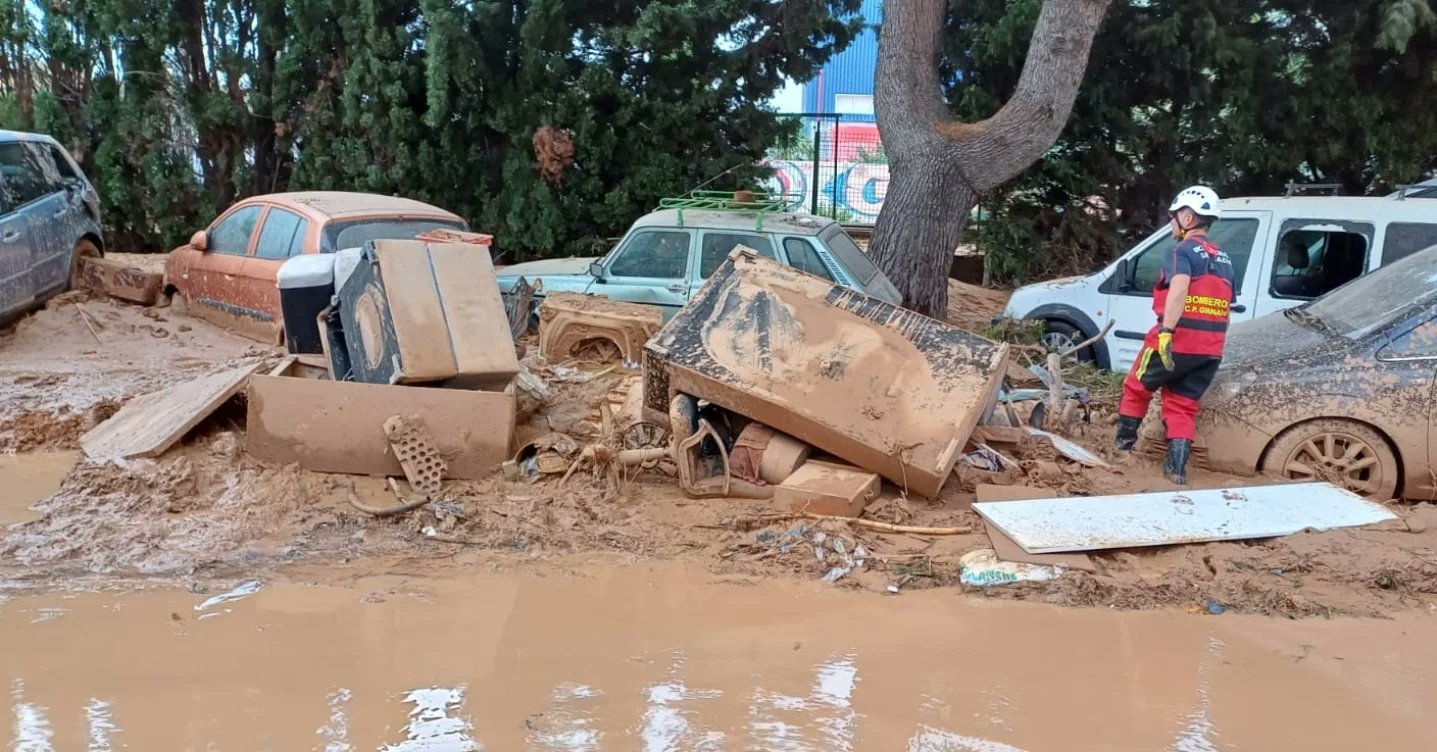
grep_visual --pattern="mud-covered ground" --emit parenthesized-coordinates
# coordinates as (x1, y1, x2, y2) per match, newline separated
(3, 289, 1437, 620)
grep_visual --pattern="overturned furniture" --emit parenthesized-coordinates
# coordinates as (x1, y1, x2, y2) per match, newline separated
(644, 251, 1009, 498)
(335, 238, 518, 388)
(538, 292, 662, 363)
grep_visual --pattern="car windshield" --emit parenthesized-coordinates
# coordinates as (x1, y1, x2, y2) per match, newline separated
(1303, 243, 1437, 338)
(821, 226, 878, 285)
(323, 218, 467, 252)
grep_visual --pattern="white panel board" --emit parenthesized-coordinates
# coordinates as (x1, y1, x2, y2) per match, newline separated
(973, 482, 1396, 554)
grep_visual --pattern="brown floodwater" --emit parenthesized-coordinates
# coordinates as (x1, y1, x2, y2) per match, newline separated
(0, 451, 75, 527)
(2, 560, 1434, 751)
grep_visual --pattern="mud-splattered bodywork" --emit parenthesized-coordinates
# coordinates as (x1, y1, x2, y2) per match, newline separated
(0, 131, 104, 322)
(1196, 293, 1437, 499)
(163, 192, 465, 343)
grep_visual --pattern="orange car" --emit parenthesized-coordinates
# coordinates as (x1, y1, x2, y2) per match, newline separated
(164, 191, 467, 341)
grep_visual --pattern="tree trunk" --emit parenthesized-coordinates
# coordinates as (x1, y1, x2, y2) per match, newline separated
(870, 0, 1112, 318)
(868, 147, 974, 316)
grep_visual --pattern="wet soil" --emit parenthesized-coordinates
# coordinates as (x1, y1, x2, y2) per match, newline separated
(4, 561, 1437, 750)
(3, 293, 1437, 624)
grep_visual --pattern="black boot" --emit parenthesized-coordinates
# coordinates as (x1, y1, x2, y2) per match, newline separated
(1114, 416, 1141, 452)
(1164, 438, 1192, 485)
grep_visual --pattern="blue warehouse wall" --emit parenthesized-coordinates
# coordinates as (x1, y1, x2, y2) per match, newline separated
(801, 0, 880, 121)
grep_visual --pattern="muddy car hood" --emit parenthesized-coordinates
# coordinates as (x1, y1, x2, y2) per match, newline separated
(495, 256, 600, 295)
(1220, 312, 1337, 370)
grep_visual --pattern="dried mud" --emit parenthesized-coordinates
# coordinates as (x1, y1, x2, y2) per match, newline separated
(3, 292, 1437, 621)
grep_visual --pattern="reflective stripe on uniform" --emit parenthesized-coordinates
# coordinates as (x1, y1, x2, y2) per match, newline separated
(1135, 348, 1155, 381)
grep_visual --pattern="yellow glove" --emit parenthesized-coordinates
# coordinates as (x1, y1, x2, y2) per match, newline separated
(1156, 328, 1175, 371)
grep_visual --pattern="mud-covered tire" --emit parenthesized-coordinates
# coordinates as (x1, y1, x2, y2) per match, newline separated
(1041, 319, 1095, 364)
(1260, 419, 1401, 499)
(170, 291, 190, 317)
(66, 238, 101, 291)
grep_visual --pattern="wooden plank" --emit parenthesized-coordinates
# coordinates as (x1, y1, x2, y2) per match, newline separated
(246, 374, 514, 479)
(78, 256, 164, 306)
(975, 483, 1052, 503)
(974, 482, 1397, 554)
(984, 522, 1096, 572)
(976, 484, 1096, 571)
(81, 363, 260, 461)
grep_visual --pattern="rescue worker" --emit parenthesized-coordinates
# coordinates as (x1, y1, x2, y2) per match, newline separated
(1114, 186, 1234, 485)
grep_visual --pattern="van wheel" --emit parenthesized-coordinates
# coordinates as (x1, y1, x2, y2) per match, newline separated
(66, 238, 101, 291)
(1260, 419, 1400, 500)
(1041, 320, 1095, 363)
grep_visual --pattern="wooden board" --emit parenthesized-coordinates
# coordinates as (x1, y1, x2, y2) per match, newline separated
(774, 460, 880, 518)
(246, 372, 514, 479)
(78, 256, 164, 305)
(974, 482, 1397, 554)
(976, 484, 1096, 571)
(81, 363, 260, 461)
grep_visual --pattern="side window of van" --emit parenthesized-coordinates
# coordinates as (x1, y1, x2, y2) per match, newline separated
(1269, 221, 1372, 300)
(1382, 223, 1437, 264)
(1122, 218, 1260, 295)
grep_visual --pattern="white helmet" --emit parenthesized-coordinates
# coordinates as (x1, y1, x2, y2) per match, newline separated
(1169, 185, 1221, 220)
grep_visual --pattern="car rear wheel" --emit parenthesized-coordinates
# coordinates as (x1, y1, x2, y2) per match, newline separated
(1261, 419, 1400, 499)
(66, 238, 101, 291)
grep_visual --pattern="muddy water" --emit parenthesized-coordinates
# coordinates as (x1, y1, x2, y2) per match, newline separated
(3, 562, 1435, 751)
(0, 451, 74, 526)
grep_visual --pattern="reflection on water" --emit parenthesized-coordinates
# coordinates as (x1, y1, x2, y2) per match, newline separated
(4, 562, 1437, 750)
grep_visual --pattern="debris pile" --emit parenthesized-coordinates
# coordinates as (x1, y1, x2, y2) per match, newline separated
(2, 242, 1428, 618)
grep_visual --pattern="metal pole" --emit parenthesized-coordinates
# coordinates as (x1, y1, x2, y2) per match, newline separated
(831, 114, 841, 220)
(810, 117, 821, 216)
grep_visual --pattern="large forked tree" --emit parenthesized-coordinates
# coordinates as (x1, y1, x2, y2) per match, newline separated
(868, 0, 1112, 317)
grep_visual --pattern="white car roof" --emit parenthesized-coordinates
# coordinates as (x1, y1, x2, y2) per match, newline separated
(1221, 195, 1437, 221)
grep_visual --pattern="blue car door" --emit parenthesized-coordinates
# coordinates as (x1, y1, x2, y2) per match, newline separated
(598, 228, 696, 318)
(16, 141, 76, 294)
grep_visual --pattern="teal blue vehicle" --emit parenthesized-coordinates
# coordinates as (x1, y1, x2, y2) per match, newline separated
(496, 192, 901, 318)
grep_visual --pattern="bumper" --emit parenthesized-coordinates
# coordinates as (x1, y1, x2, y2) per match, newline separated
(1192, 407, 1273, 475)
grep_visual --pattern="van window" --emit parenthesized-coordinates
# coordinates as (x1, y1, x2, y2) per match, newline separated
(1382, 223, 1437, 264)
(1126, 218, 1260, 295)
(1270, 225, 1370, 300)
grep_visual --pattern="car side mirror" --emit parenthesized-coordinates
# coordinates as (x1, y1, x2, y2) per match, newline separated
(1114, 258, 1133, 292)
(588, 260, 606, 283)
(190, 230, 209, 252)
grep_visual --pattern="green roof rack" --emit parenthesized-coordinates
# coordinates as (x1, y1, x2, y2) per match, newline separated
(658, 190, 804, 231)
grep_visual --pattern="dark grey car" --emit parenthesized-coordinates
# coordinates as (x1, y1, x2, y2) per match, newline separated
(0, 131, 104, 322)
(1194, 243, 1437, 499)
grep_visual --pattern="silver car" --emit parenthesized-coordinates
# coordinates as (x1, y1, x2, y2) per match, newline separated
(0, 130, 104, 323)
(496, 205, 901, 317)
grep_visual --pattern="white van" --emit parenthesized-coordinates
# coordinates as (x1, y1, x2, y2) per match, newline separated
(1002, 195, 1437, 372)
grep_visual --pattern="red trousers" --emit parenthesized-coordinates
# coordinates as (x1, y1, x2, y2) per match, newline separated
(1119, 329, 1221, 440)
